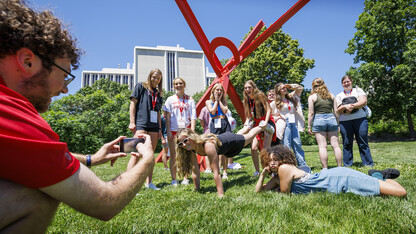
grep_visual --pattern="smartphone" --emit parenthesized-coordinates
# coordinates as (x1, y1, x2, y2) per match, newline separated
(119, 137, 145, 153)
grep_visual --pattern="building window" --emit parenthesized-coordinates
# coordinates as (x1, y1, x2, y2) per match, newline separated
(100, 74, 106, 79)
(123, 75, 128, 84)
(84, 74, 90, 87)
(92, 74, 98, 84)
(167, 52, 175, 91)
(115, 75, 121, 83)
(130, 76, 134, 90)
(109, 75, 114, 82)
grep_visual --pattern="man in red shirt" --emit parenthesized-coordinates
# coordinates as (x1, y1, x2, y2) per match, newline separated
(0, 1, 155, 232)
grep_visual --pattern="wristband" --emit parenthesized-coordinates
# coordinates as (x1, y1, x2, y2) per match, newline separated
(86, 155, 91, 168)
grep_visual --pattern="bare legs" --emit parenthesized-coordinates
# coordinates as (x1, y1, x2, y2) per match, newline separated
(251, 138, 260, 173)
(240, 125, 266, 174)
(315, 132, 329, 168)
(127, 130, 158, 184)
(0, 179, 59, 233)
(205, 156, 212, 171)
(328, 131, 342, 167)
(314, 131, 342, 169)
(219, 154, 228, 178)
(379, 179, 407, 197)
(242, 126, 264, 146)
(161, 146, 169, 170)
(167, 138, 177, 182)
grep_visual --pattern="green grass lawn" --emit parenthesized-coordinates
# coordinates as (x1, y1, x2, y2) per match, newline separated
(48, 141, 416, 233)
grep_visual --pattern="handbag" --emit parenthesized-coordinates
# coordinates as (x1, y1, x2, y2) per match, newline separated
(341, 96, 359, 113)
(363, 105, 372, 118)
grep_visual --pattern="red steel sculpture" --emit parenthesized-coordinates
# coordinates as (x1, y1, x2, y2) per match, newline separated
(156, 0, 310, 169)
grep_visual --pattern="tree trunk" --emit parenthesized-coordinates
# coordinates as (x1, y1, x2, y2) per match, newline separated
(406, 110, 416, 140)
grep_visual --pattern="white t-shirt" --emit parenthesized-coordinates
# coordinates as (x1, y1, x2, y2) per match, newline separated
(279, 98, 297, 123)
(163, 94, 197, 131)
(336, 87, 367, 121)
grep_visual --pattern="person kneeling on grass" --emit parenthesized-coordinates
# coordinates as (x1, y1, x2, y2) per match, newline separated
(255, 145, 407, 197)
(175, 121, 272, 197)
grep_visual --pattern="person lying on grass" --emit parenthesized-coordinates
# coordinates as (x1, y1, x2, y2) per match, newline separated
(255, 145, 407, 197)
(175, 121, 270, 197)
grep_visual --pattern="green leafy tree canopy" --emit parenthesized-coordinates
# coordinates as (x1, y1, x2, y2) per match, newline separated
(42, 78, 132, 153)
(229, 27, 315, 96)
(346, 0, 416, 139)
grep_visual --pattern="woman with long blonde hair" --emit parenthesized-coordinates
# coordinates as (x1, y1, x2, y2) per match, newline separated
(128, 68, 163, 190)
(163, 77, 197, 186)
(205, 83, 231, 178)
(272, 82, 310, 172)
(241, 80, 276, 177)
(175, 122, 267, 197)
(307, 78, 342, 169)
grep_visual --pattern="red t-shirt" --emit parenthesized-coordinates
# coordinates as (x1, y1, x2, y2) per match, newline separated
(0, 77, 79, 188)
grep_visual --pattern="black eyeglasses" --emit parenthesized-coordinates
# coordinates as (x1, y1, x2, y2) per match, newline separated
(52, 62, 75, 86)
(178, 138, 189, 147)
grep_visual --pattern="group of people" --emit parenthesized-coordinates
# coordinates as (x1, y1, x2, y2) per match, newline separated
(128, 71, 197, 190)
(0, 1, 406, 233)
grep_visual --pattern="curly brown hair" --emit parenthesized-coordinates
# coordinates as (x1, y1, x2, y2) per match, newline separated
(0, 0, 82, 71)
(259, 145, 297, 172)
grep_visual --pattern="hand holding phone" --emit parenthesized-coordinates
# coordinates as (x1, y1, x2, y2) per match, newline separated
(119, 137, 145, 153)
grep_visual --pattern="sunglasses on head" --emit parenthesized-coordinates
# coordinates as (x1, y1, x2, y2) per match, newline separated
(178, 138, 189, 147)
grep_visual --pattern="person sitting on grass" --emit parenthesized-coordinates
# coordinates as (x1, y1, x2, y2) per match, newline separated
(255, 145, 407, 197)
(175, 121, 269, 197)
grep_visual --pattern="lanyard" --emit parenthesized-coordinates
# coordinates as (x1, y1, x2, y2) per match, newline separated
(283, 98, 291, 111)
(177, 95, 186, 115)
(248, 99, 255, 117)
(149, 90, 158, 110)
(344, 89, 352, 96)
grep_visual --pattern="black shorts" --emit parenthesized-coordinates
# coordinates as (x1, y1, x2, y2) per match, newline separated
(136, 126, 160, 133)
(210, 117, 231, 135)
(217, 132, 246, 158)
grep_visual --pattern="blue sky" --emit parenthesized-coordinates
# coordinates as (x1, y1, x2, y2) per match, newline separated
(31, 0, 365, 97)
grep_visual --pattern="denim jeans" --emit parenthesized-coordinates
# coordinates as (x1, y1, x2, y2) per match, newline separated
(339, 117, 373, 167)
(282, 122, 309, 169)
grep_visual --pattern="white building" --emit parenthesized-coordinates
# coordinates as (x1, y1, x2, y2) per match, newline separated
(82, 45, 216, 95)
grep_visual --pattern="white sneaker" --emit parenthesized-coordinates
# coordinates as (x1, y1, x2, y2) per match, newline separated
(222, 173, 228, 180)
(145, 182, 160, 190)
(204, 169, 212, 173)
(181, 179, 190, 185)
(252, 171, 260, 177)
(171, 180, 178, 186)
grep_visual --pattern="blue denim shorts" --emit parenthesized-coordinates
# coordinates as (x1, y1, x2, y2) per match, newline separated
(312, 113, 338, 132)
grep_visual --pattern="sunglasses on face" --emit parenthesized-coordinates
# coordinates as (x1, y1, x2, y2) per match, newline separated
(178, 138, 189, 147)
